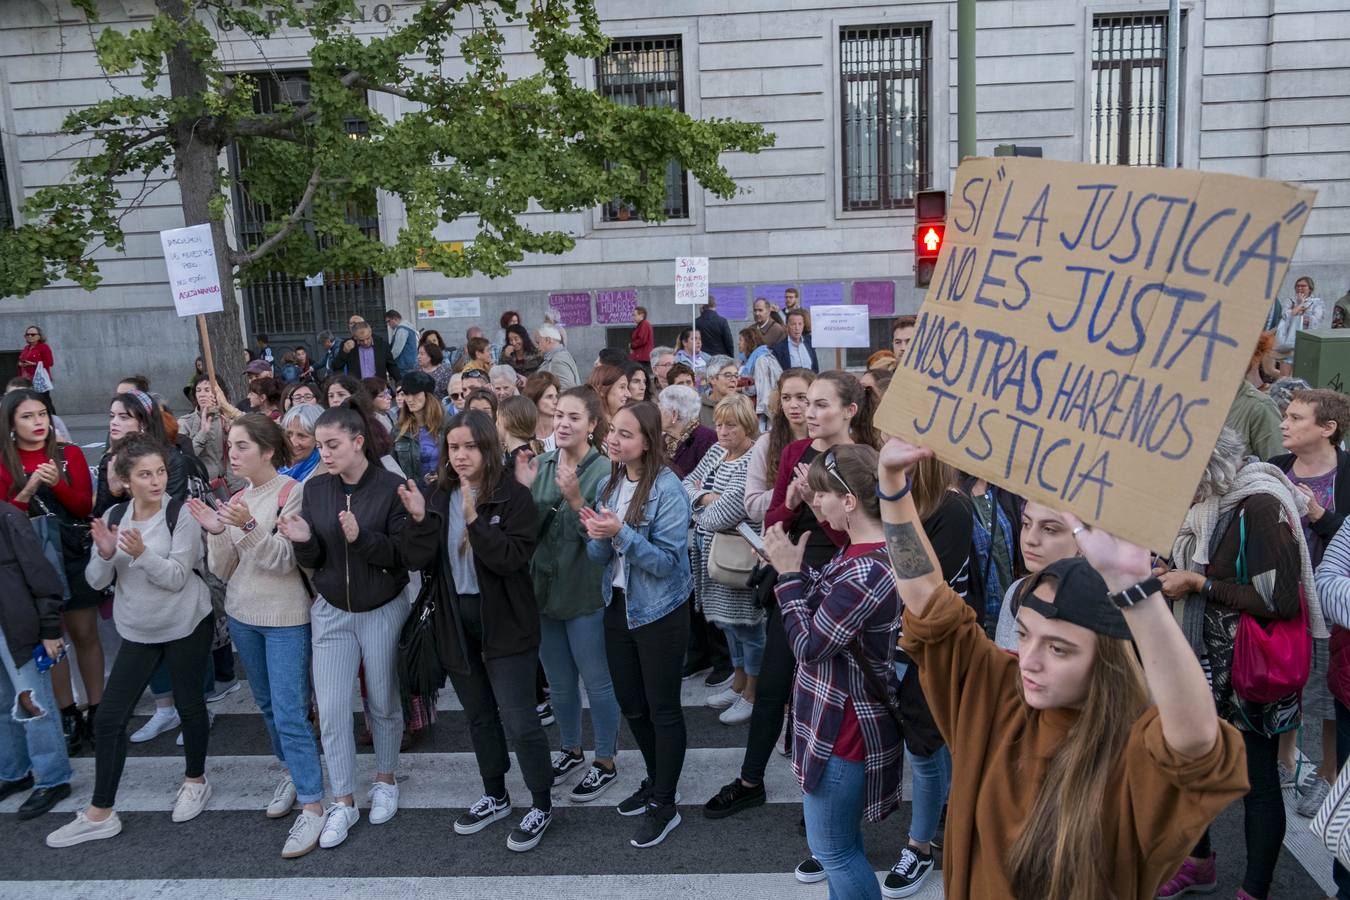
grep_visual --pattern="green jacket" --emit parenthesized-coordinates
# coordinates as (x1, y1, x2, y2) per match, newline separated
(1225, 380, 1284, 460)
(530, 447, 608, 620)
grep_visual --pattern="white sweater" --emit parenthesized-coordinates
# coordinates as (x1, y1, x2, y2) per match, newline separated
(206, 475, 309, 628)
(86, 496, 212, 644)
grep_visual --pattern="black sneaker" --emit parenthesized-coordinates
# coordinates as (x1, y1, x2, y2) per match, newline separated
(703, 778, 766, 819)
(506, 806, 552, 852)
(681, 656, 713, 679)
(569, 764, 617, 802)
(453, 793, 512, 835)
(629, 802, 681, 848)
(794, 856, 826, 884)
(704, 665, 735, 689)
(616, 778, 653, 816)
(17, 783, 70, 821)
(0, 773, 33, 801)
(536, 702, 555, 727)
(551, 749, 585, 785)
(882, 846, 934, 898)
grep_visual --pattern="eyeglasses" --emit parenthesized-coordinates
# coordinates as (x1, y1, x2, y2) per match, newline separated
(822, 449, 852, 496)
(449, 392, 465, 401)
(24, 332, 38, 337)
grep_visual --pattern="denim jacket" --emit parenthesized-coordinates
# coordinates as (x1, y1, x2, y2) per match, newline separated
(585, 467, 692, 628)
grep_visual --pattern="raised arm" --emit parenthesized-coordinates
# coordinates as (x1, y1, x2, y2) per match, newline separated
(877, 438, 946, 613)
(1063, 512, 1219, 760)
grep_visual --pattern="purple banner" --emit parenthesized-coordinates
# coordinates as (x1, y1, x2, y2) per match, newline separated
(595, 289, 638, 325)
(852, 281, 895, 317)
(752, 283, 797, 311)
(799, 282, 845, 308)
(547, 292, 592, 328)
(709, 285, 749, 321)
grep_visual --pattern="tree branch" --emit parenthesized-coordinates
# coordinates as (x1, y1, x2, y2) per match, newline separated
(229, 70, 366, 139)
(228, 166, 322, 267)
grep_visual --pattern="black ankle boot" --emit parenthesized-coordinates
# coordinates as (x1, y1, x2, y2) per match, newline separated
(61, 705, 84, 755)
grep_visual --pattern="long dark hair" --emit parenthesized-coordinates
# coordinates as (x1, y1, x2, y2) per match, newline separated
(112, 391, 170, 448)
(504, 323, 537, 356)
(558, 385, 605, 449)
(766, 368, 816, 484)
(112, 431, 172, 483)
(0, 389, 60, 499)
(229, 413, 293, 469)
(323, 374, 366, 408)
(600, 401, 666, 526)
(314, 405, 382, 468)
(439, 409, 505, 501)
(816, 370, 881, 449)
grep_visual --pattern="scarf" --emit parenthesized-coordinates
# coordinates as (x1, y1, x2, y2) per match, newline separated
(740, 345, 770, 378)
(280, 447, 322, 482)
(1170, 460, 1328, 654)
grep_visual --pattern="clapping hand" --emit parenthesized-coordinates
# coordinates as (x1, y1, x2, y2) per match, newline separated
(556, 464, 582, 507)
(397, 479, 426, 522)
(338, 510, 360, 543)
(186, 498, 225, 535)
(785, 462, 814, 509)
(117, 526, 145, 559)
(276, 514, 312, 544)
(515, 453, 539, 489)
(218, 499, 253, 530)
(580, 506, 622, 540)
(91, 517, 119, 559)
(31, 462, 59, 487)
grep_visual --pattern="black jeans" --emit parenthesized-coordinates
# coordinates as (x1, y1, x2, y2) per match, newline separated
(446, 594, 554, 810)
(687, 595, 730, 670)
(1192, 728, 1285, 898)
(605, 592, 688, 806)
(92, 614, 213, 808)
(740, 602, 794, 786)
(1336, 699, 1350, 899)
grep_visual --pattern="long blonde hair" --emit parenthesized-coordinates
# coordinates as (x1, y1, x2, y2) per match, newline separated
(1007, 628, 1150, 900)
(396, 389, 445, 440)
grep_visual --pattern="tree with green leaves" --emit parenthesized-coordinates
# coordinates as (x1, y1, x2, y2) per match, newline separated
(0, 0, 771, 394)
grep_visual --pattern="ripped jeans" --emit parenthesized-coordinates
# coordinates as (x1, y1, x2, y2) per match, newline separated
(0, 623, 72, 790)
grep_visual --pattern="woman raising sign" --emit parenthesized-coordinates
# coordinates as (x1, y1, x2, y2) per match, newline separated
(875, 437, 1248, 900)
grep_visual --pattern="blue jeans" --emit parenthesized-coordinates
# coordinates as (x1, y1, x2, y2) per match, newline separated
(896, 661, 951, 844)
(228, 617, 323, 804)
(803, 755, 880, 900)
(0, 626, 72, 790)
(718, 621, 766, 677)
(149, 656, 212, 698)
(539, 609, 621, 760)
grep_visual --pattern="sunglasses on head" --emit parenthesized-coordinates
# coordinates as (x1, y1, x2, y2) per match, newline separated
(822, 449, 852, 495)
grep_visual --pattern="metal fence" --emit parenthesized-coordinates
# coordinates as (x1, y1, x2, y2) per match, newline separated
(840, 24, 930, 211)
(596, 36, 689, 221)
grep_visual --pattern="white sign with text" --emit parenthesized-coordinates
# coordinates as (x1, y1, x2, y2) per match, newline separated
(160, 223, 224, 317)
(674, 257, 709, 305)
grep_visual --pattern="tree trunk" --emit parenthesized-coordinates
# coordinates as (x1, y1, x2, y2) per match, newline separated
(161, 0, 247, 401)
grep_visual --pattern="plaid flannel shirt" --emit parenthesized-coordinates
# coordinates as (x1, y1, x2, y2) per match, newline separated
(776, 547, 903, 822)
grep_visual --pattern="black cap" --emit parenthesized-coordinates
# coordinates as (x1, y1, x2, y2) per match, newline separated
(1018, 558, 1132, 641)
(400, 370, 437, 396)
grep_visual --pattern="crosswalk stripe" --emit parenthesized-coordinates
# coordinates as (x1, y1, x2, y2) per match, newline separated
(6, 873, 947, 899)
(0, 748, 814, 815)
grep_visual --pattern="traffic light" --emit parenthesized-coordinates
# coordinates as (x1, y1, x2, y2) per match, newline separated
(914, 189, 947, 288)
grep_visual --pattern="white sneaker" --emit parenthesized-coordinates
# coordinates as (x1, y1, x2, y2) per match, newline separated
(319, 802, 360, 849)
(176, 710, 215, 747)
(281, 809, 325, 858)
(130, 707, 180, 743)
(171, 779, 212, 823)
(719, 695, 754, 725)
(267, 773, 297, 819)
(46, 809, 123, 847)
(706, 686, 740, 710)
(368, 781, 399, 825)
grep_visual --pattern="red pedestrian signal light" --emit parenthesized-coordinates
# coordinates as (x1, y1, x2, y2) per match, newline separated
(921, 226, 942, 254)
(913, 190, 947, 289)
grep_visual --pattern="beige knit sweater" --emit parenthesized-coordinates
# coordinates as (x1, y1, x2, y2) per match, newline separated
(206, 474, 310, 628)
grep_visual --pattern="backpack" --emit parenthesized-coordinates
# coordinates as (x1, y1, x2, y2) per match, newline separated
(107, 497, 219, 607)
(177, 448, 213, 502)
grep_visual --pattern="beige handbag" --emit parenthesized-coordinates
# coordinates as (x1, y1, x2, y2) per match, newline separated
(708, 530, 758, 588)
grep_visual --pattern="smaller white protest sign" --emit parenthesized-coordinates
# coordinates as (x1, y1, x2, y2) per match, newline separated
(160, 223, 224, 317)
(675, 257, 709, 305)
(810, 305, 871, 348)
(304, 272, 325, 288)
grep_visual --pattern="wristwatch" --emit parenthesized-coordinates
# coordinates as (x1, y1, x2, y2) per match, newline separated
(241, 518, 258, 534)
(1108, 576, 1162, 609)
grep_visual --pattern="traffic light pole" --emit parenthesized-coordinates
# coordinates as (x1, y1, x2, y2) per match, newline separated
(958, 0, 976, 161)
(1164, 0, 1180, 167)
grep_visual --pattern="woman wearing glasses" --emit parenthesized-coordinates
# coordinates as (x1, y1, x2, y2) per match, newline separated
(18, 326, 53, 383)
(760, 444, 903, 900)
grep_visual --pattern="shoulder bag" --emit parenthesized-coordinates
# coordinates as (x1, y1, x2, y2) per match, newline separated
(1230, 508, 1312, 703)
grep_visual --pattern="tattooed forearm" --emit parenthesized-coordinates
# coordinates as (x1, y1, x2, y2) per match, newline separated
(884, 522, 935, 578)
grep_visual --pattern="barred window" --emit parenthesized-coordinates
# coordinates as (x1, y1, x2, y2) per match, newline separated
(596, 36, 688, 221)
(840, 24, 930, 211)
(1090, 13, 1185, 167)
(229, 70, 384, 339)
(0, 145, 12, 230)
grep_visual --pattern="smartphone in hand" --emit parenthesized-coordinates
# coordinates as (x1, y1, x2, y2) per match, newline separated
(736, 522, 769, 561)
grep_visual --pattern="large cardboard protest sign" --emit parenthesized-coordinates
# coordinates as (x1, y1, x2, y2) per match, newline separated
(876, 157, 1316, 552)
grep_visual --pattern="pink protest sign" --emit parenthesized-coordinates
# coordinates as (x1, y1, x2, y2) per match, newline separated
(800, 282, 845, 308)
(852, 281, 896, 317)
(548, 292, 592, 327)
(709, 285, 749, 321)
(596, 289, 638, 325)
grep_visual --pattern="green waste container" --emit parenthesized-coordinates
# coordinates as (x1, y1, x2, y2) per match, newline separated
(1293, 329, 1350, 392)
